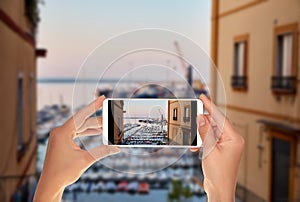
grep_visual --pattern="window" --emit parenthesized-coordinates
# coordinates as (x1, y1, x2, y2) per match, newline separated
(17, 72, 24, 150)
(272, 23, 298, 94)
(231, 34, 249, 90)
(173, 108, 177, 121)
(183, 130, 189, 145)
(183, 106, 190, 123)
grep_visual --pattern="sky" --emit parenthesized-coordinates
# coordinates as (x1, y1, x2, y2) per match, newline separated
(123, 99, 167, 118)
(37, 0, 211, 79)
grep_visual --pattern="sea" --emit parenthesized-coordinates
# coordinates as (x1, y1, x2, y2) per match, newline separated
(37, 78, 198, 110)
(63, 191, 207, 202)
(37, 80, 105, 110)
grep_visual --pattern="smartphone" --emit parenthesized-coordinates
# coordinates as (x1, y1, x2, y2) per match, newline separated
(102, 98, 203, 148)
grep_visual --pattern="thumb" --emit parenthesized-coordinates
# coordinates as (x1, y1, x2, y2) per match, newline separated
(197, 114, 210, 141)
(88, 145, 120, 162)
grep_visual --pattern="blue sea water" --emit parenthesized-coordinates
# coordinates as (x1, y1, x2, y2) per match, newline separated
(63, 190, 207, 202)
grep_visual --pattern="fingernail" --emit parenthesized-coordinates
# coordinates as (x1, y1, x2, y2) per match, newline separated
(197, 116, 206, 127)
(109, 147, 120, 154)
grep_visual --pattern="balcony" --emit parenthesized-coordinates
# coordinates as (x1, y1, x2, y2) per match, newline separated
(173, 117, 177, 121)
(183, 117, 190, 123)
(231, 76, 247, 90)
(271, 76, 297, 94)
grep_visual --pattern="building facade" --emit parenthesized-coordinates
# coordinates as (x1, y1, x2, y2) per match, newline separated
(210, 0, 300, 201)
(0, 0, 42, 201)
(168, 100, 192, 145)
(112, 100, 124, 144)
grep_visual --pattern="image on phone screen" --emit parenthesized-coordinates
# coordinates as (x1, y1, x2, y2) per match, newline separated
(105, 99, 200, 147)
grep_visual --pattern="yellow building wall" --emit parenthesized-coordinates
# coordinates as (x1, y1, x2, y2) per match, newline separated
(229, 110, 270, 199)
(0, 2, 37, 201)
(217, 0, 300, 121)
(0, 0, 29, 31)
(168, 101, 192, 145)
(214, 0, 300, 201)
(113, 101, 124, 144)
(219, 0, 259, 14)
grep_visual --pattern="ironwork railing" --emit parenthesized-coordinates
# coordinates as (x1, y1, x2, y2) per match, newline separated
(183, 117, 190, 123)
(271, 76, 297, 94)
(231, 76, 247, 89)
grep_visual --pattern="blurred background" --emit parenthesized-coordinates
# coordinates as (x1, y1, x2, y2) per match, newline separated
(0, 0, 299, 201)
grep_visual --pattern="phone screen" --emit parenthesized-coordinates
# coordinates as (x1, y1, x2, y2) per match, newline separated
(107, 99, 198, 146)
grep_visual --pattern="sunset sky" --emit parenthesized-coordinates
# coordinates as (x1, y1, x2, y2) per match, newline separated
(37, 0, 211, 79)
(123, 99, 167, 118)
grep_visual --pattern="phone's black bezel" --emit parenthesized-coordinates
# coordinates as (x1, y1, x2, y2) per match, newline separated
(108, 100, 115, 145)
(190, 100, 197, 146)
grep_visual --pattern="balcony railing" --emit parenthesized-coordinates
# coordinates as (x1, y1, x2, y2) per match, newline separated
(231, 76, 247, 90)
(183, 117, 190, 123)
(271, 76, 297, 94)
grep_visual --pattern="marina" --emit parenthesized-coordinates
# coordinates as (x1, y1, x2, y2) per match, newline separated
(36, 81, 208, 201)
(36, 109, 206, 201)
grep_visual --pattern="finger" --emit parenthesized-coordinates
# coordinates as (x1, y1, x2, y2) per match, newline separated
(88, 145, 120, 162)
(197, 114, 210, 141)
(73, 96, 105, 130)
(199, 94, 226, 137)
(77, 117, 102, 133)
(199, 94, 213, 114)
(200, 94, 225, 120)
(63, 95, 105, 133)
(76, 128, 102, 137)
(191, 106, 211, 153)
(190, 147, 199, 152)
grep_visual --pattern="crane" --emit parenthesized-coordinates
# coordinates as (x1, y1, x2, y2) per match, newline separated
(174, 41, 193, 85)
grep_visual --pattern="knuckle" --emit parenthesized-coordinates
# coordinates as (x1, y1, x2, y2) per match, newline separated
(49, 127, 63, 141)
(97, 117, 102, 123)
(49, 127, 59, 136)
(235, 135, 245, 151)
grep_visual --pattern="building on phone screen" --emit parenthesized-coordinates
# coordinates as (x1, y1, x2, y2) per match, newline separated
(167, 100, 192, 145)
(210, 0, 300, 201)
(112, 100, 124, 144)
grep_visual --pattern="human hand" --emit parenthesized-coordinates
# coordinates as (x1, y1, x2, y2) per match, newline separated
(33, 96, 120, 202)
(191, 94, 244, 201)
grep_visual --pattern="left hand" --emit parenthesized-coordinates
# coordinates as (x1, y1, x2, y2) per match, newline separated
(33, 96, 120, 202)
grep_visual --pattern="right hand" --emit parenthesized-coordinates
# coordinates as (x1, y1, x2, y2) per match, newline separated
(191, 94, 245, 201)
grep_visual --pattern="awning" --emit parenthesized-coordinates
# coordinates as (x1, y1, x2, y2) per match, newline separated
(257, 119, 300, 136)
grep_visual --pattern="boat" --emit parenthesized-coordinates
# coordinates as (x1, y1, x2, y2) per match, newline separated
(117, 180, 128, 192)
(127, 181, 139, 194)
(78, 182, 89, 192)
(102, 171, 114, 182)
(157, 171, 168, 186)
(137, 173, 146, 182)
(126, 173, 136, 182)
(114, 172, 126, 183)
(105, 181, 117, 193)
(138, 182, 150, 194)
(191, 183, 205, 196)
(95, 181, 106, 193)
(146, 172, 157, 185)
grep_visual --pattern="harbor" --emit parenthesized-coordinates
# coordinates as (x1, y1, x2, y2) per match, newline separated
(36, 89, 207, 201)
